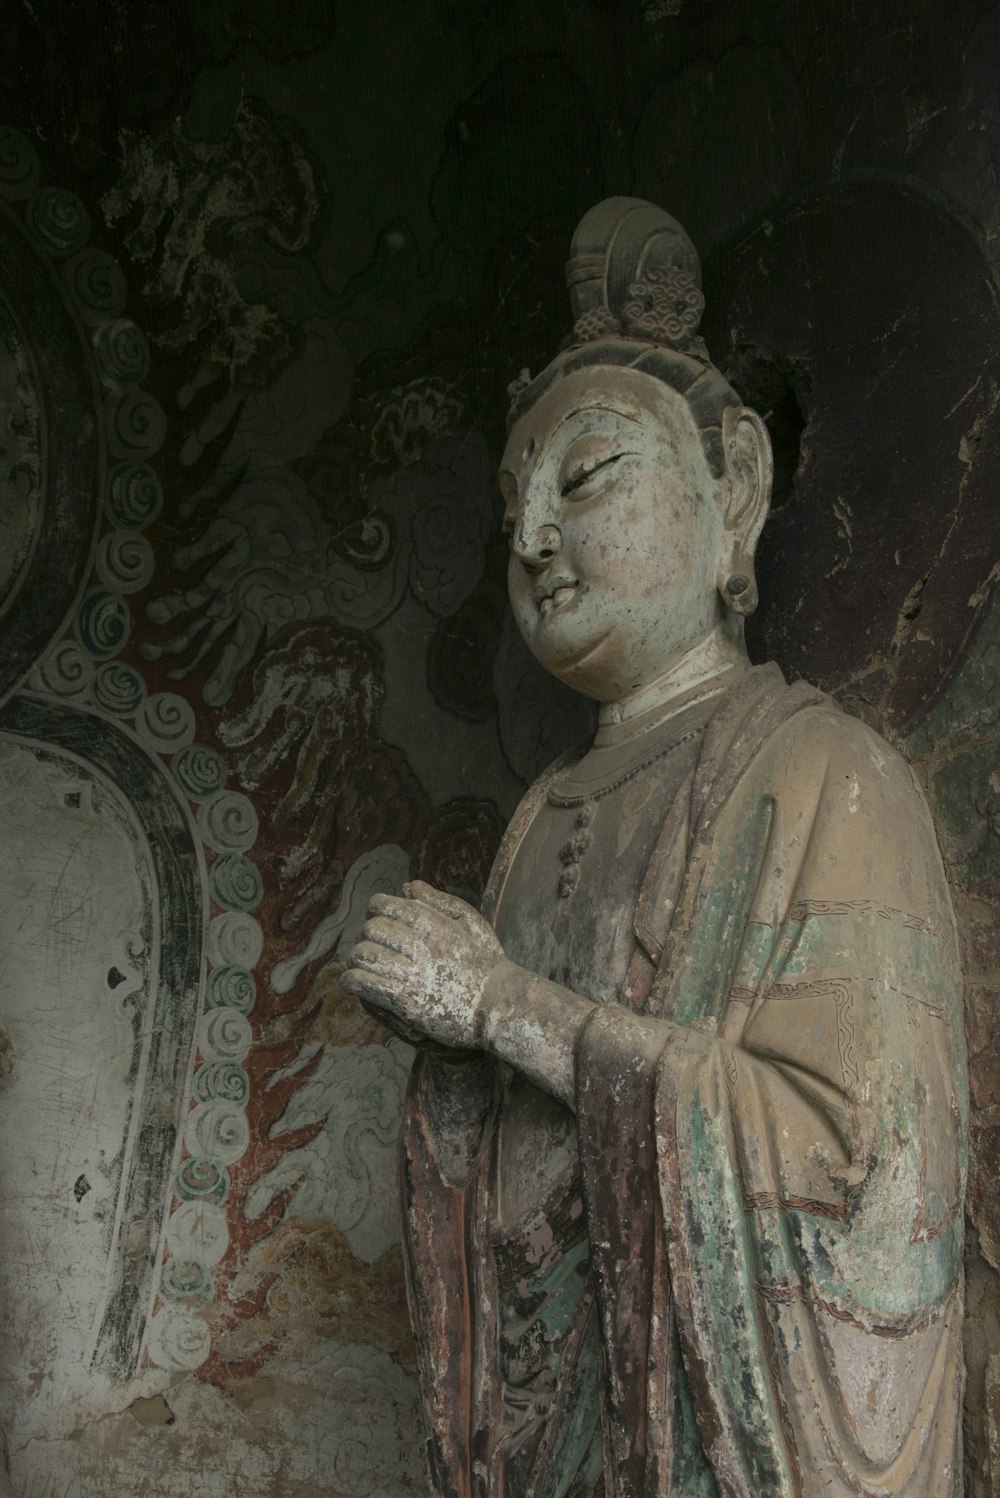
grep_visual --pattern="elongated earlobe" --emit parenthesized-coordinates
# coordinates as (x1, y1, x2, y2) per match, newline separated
(717, 406, 771, 616)
(718, 557, 759, 615)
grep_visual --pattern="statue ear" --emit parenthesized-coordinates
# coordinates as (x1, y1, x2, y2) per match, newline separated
(717, 406, 772, 616)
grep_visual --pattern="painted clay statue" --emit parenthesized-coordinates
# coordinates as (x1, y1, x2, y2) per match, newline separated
(343, 198, 967, 1497)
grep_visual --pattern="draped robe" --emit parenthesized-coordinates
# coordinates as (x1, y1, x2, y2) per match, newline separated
(399, 665, 967, 1497)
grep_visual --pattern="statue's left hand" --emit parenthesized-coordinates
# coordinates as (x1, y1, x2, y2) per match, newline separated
(341, 880, 505, 1050)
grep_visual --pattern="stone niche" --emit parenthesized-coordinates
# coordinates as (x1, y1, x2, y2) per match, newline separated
(0, 0, 999, 1492)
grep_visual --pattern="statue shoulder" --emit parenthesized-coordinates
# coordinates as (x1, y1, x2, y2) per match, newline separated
(759, 688, 919, 803)
(740, 684, 950, 925)
(696, 664, 915, 829)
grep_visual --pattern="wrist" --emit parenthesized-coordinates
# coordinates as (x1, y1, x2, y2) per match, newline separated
(473, 956, 522, 1050)
(471, 958, 594, 1108)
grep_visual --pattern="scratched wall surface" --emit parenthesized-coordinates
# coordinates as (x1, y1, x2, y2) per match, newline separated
(1, 0, 1000, 1493)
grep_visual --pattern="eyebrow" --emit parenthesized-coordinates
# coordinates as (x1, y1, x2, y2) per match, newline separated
(502, 404, 645, 491)
(552, 403, 645, 435)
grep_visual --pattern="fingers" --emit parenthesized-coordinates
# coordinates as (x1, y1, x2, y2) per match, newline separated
(366, 892, 439, 936)
(404, 879, 473, 921)
(340, 961, 401, 1010)
(355, 915, 421, 961)
(349, 937, 405, 973)
(341, 946, 420, 1037)
(401, 881, 502, 955)
(353, 996, 429, 1049)
(343, 945, 411, 1008)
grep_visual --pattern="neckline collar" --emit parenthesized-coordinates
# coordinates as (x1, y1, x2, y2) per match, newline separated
(595, 624, 749, 746)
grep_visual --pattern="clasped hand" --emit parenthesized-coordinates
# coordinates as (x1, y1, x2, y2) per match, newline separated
(341, 880, 505, 1050)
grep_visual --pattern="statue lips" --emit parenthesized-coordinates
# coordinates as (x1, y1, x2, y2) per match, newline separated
(528, 575, 614, 676)
(533, 576, 579, 619)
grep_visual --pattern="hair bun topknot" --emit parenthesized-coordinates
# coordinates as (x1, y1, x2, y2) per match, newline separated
(565, 196, 708, 358)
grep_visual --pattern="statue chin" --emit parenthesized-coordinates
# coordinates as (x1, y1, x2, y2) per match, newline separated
(525, 627, 622, 702)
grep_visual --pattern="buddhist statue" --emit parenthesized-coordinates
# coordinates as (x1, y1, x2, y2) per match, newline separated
(343, 197, 967, 1497)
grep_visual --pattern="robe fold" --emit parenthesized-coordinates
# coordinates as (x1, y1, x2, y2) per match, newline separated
(400, 665, 967, 1497)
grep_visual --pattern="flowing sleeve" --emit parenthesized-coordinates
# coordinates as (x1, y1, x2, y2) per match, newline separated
(576, 703, 967, 1498)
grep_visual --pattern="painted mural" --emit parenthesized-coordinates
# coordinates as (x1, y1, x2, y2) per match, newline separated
(1, 0, 1000, 1491)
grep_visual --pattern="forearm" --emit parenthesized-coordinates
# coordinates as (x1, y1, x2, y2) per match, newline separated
(344, 882, 673, 1110)
(474, 958, 601, 1109)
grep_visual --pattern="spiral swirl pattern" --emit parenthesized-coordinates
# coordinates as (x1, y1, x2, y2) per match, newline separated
(25, 186, 91, 255)
(75, 588, 130, 659)
(107, 386, 167, 460)
(91, 661, 146, 717)
(94, 318, 151, 386)
(96, 530, 155, 595)
(172, 743, 226, 801)
(136, 692, 196, 755)
(210, 852, 263, 912)
(176, 1155, 231, 1205)
(106, 461, 163, 530)
(197, 790, 259, 853)
(64, 248, 127, 326)
(193, 1061, 250, 1107)
(207, 964, 256, 1015)
(160, 1257, 213, 1307)
(185, 1099, 251, 1166)
(32, 641, 94, 698)
(167, 1199, 230, 1267)
(198, 1007, 252, 1063)
(206, 912, 264, 970)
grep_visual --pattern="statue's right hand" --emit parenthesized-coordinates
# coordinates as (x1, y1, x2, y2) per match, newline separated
(340, 882, 504, 1052)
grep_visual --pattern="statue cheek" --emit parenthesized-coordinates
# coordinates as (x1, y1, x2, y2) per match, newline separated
(506, 564, 531, 614)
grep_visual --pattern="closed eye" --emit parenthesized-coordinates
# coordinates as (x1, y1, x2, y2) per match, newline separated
(561, 452, 631, 495)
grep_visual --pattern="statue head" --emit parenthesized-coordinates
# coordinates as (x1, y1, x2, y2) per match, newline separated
(500, 197, 772, 703)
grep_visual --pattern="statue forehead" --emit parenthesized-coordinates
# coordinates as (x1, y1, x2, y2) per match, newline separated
(501, 363, 700, 475)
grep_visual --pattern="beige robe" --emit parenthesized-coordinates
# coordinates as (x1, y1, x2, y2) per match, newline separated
(400, 666, 967, 1496)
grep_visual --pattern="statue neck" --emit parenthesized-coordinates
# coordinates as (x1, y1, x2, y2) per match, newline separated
(596, 621, 748, 741)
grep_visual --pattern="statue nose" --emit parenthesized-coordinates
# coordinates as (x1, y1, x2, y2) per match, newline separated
(514, 522, 562, 570)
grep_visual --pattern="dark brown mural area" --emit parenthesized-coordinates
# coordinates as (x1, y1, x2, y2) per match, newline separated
(1, 0, 1000, 1492)
(708, 179, 1000, 734)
